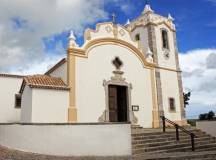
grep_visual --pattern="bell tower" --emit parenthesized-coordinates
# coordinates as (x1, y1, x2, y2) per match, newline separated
(126, 3, 186, 126)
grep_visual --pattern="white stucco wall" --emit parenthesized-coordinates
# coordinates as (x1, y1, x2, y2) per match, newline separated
(31, 88, 69, 123)
(131, 26, 149, 54)
(155, 24, 177, 69)
(196, 121, 216, 137)
(160, 69, 181, 121)
(0, 123, 132, 156)
(21, 86, 32, 122)
(76, 44, 153, 128)
(0, 76, 22, 122)
(49, 62, 67, 84)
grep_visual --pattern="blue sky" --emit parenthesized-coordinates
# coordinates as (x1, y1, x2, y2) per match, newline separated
(0, 0, 216, 118)
(44, 0, 216, 53)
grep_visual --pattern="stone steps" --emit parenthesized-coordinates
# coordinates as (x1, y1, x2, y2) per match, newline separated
(133, 151, 216, 160)
(133, 142, 216, 155)
(132, 134, 210, 143)
(132, 136, 213, 145)
(131, 126, 216, 158)
(132, 128, 200, 134)
(133, 137, 215, 148)
(132, 130, 206, 138)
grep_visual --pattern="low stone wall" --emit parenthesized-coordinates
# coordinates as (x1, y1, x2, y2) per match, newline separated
(0, 123, 132, 156)
(196, 121, 216, 137)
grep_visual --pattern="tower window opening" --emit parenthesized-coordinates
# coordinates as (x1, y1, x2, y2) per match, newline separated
(169, 97, 176, 111)
(161, 30, 169, 49)
(135, 34, 140, 41)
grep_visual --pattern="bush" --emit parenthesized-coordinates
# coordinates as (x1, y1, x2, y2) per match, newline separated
(199, 111, 215, 120)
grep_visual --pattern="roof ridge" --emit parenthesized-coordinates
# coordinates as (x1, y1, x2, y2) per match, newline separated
(45, 58, 66, 75)
(0, 73, 25, 78)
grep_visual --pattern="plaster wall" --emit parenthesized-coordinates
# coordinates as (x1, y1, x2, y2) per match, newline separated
(0, 124, 131, 156)
(0, 77, 22, 122)
(31, 88, 69, 123)
(131, 26, 149, 54)
(154, 24, 177, 69)
(49, 62, 67, 84)
(160, 69, 181, 121)
(21, 86, 32, 123)
(76, 44, 153, 128)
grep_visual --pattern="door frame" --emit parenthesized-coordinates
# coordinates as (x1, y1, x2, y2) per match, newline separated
(103, 79, 133, 123)
(108, 85, 129, 122)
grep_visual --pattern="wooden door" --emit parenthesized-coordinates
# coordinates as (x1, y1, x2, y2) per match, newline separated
(117, 86, 128, 122)
(108, 85, 118, 122)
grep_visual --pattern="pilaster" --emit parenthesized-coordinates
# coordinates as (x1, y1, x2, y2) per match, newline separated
(147, 24, 164, 127)
(67, 50, 77, 122)
(173, 31, 186, 121)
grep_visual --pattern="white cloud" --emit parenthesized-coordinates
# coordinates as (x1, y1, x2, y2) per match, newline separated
(207, 0, 216, 5)
(107, 0, 136, 15)
(179, 49, 216, 118)
(0, 0, 138, 74)
(0, 0, 108, 74)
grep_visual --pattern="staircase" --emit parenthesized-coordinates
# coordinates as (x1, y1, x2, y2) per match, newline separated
(132, 126, 216, 160)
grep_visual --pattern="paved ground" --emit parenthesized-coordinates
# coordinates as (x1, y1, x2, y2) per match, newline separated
(0, 145, 131, 160)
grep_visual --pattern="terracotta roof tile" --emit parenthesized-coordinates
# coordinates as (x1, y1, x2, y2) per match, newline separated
(20, 75, 69, 93)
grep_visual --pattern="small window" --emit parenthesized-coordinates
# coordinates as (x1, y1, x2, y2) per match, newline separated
(15, 94, 21, 108)
(169, 98, 175, 111)
(161, 30, 169, 49)
(135, 34, 140, 41)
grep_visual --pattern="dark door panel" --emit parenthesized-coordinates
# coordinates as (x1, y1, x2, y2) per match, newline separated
(108, 85, 128, 122)
(108, 85, 118, 122)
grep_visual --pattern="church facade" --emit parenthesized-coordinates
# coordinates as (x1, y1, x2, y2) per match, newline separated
(0, 4, 186, 128)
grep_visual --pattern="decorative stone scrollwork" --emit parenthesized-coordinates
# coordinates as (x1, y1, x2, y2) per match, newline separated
(98, 110, 107, 122)
(105, 25, 112, 33)
(119, 29, 125, 36)
(132, 111, 138, 124)
(102, 57, 134, 123)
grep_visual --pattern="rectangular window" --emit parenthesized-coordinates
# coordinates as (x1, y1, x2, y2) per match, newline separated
(15, 94, 21, 108)
(169, 98, 175, 111)
(161, 30, 169, 49)
(135, 34, 140, 41)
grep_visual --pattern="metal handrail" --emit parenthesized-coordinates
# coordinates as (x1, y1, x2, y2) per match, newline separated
(160, 116, 197, 151)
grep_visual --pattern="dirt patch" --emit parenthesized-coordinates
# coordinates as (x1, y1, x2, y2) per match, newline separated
(0, 145, 131, 160)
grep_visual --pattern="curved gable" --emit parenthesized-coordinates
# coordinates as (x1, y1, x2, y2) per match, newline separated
(84, 22, 138, 49)
(68, 22, 155, 68)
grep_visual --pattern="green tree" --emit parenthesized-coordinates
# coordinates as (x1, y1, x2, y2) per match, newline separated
(199, 111, 215, 120)
(207, 111, 215, 120)
(183, 92, 191, 108)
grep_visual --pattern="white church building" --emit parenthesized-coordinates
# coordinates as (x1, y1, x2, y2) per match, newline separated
(0, 4, 187, 128)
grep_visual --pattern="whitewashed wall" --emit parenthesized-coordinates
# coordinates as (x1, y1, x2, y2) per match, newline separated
(155, 24, 177, 69)
(49, 62, 67, 84)
(21, 86, 32, 122)
(76, 44, 153, 128)
(0, 123, 131, 156)
(32, 88, 69, 123)
(21, 87, 69, 123)
(160, 69, 181, 121)
(131, 26, 149, 54)
(197, 121, 216, 137)
(0, 77, 22, 122)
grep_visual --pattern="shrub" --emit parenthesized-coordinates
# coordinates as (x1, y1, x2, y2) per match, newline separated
(199, 111, 215, 121)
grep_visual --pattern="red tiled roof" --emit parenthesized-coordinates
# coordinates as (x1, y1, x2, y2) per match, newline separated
(20, 75, 69, 93)
(45, 58, 66, 75)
